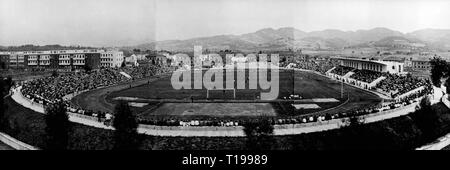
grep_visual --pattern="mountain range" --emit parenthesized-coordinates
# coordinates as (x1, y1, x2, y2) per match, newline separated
(128, 27, 450, 52)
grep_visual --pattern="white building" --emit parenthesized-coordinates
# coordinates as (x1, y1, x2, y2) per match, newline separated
(100, 50, 124, 68)
(336, 57, 405, 74)
(125, 54, 139, 67)
(135, 54, 147, 60)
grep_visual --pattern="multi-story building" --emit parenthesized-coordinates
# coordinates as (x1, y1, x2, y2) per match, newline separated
(100, 50, 124, 68)
(411, 59, 431, 70)
(7, 53, 26, 69)
(0, 52, 10, 69)
(0, 49, 122, 70)
(39, 54, 51, 67)
(124, 54, 139, 67)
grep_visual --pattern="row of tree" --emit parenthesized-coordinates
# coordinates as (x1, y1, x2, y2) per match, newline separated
(44, 100, 139, 150)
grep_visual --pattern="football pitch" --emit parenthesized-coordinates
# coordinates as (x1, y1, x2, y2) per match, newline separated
(108, 69, 345, 100)
(100, 69, 381, 118)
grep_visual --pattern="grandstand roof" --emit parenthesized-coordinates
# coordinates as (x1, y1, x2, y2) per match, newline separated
(334, 57, 396, 66)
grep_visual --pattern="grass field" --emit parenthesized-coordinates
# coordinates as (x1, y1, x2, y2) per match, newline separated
(108, 69, 345, 100)
(99, 69, 381, 118)
(142, 103, 277, 117)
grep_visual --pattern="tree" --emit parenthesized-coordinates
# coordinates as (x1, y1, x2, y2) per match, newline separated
(113, 101, 139, 150)
(430, 57, 449, 87)
(0, 77, 13, 131)
(0, 77, 7, 131)
(446, 78, 450, 95)
(51, 70, 59, 77)
(84, 64, 93, 72)
(0, 61, 5, 69)
(243, 116, 274, 150)
(132, 49, 141, 54)
(45, 101, 70, 150)
(410, 97, 439, 143)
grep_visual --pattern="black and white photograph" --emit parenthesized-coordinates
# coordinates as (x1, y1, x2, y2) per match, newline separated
(1, 0, 450, 167)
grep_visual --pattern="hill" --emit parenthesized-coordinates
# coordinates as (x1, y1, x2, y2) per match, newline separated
(129, 27, 438, 52)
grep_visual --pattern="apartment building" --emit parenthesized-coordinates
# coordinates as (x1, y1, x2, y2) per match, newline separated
(0, 49, 123, 70)
(100, 50, 124, 68)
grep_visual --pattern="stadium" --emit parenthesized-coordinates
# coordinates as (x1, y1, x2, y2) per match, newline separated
(4, 47, 447, 151)
(4, 1, 450, 168)
(10, 54, 431, 132)
(70, 66, 381, 122)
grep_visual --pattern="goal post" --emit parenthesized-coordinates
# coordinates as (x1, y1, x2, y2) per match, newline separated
(206, 88, 236, 99)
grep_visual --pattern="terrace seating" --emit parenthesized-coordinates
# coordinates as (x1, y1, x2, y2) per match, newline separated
(119, 65, 173, 80)
(289, 59, 339, 74)
(349, 69, 383, 83)
(20, 65, 173, 124)
(376, 73, 428, 98)
(330, 66, 353, 76)
(21, 68, 129, 104)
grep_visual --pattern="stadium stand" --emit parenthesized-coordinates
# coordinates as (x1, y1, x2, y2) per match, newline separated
(350, 69, 383, 83)
(19, 65, 173, 124)
(330, 65, 353, 76)
(289, 59, 339, 74)
(21, 68, 128, 104)
(376, 73, 428, 98)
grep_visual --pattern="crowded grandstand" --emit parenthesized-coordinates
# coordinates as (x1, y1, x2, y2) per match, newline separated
(330, 65, 354, 76)
(376, 73, 428, 98)
(350, 69, 383, 83)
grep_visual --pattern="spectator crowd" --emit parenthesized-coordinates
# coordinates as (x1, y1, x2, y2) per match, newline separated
(21, 68, 128, 104)
(350, 69, 383, 83)
(289, 59, 339, 74)
(330, 66, 354, 76)
(119, 65, 174, 80)
(376, 73, 428, 98)
(19, 65, 172, 125)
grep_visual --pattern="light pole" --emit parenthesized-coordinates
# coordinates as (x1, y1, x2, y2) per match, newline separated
(341, 67, 344, 99)
(292, 66, 295, 96)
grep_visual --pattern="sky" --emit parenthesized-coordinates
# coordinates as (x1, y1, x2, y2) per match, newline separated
(1, 0, 450, 46)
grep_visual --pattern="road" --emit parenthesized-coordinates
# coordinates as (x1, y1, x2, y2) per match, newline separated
(0, 141, 13, 150)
